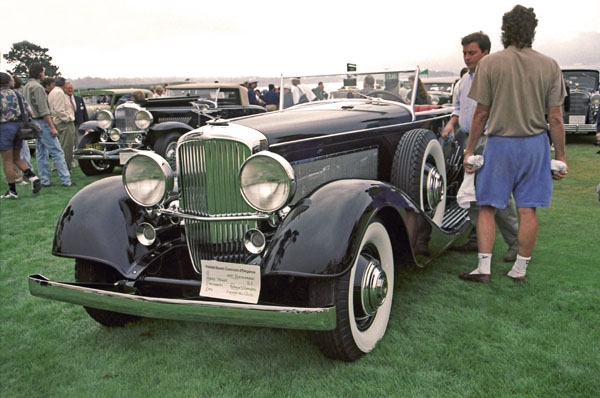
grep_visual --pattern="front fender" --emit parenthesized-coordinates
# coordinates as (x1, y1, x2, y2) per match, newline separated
(261, 179, 416, 277)
(52, 176, 150, 276)
(150, 121, 194, 132)
(79, 120, 101, 131)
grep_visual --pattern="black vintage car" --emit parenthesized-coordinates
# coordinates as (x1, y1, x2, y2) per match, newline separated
(562, 69, 600, 134)
(29, 70, 470, 361)
(75, 83, 266, 175)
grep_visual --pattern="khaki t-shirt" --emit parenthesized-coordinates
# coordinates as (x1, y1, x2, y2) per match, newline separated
(468, 46, 566, 137)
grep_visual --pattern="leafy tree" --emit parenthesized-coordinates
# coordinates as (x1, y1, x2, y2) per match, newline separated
(3, 40, 60, 78)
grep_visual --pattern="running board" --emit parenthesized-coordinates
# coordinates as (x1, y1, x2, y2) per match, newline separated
(441, 202, 469, 232)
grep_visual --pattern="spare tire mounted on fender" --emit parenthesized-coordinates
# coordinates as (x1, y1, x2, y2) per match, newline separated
(391, 129, 446, 226)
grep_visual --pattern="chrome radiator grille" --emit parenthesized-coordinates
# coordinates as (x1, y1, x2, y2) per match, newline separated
(114, 106, 139, 132)
(178, 138, 256, 264)
(568, 92, 589, 116)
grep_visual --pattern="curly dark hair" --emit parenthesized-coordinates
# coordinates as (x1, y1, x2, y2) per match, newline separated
(461, 31, 491, 53)
(501, 5, 538, 49)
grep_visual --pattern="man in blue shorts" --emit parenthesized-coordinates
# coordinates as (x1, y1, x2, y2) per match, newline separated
(459, 5, 568, 283)
(442, 31, 519, 262)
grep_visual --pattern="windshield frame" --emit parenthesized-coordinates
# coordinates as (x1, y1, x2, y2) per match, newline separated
(278, 69, 422, 110)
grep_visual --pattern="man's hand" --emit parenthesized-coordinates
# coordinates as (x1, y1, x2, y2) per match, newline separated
(463, 154, 476, 174)
(441, 116, 458, 140)
(441, 124, 453, 140)
(51, 127, 59, 137)
(552, 157, 568, 180)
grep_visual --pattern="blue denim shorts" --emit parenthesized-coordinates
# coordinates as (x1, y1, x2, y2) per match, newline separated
(0, 121, 24, 151)
(476, 133, 552, 208)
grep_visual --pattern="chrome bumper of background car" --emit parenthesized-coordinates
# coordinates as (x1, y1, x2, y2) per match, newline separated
(564, 123, 598, 133)
(28, 274, 336, 331)
(73, 148, 139, 160)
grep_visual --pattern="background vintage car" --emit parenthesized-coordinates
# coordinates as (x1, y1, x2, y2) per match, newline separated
(421, 77, 457, 105)
(74, 83, 266, 175)
(29, 70, 470, 361)
(78, 88, 154, 119)
(562, 69, 600, 134)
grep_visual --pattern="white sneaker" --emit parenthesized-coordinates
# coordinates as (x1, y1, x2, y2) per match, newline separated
(1, 190, 19, 199)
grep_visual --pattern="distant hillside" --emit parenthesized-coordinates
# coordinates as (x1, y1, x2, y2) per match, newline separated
(72, 76, 286, 89)
(73, 70, 458, 89)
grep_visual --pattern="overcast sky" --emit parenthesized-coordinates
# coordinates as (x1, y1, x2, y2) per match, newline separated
(1, 0, 598, 79)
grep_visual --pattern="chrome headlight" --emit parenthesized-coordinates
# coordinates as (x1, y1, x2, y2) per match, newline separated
(591, 93, 600, 106)
(135, 109, 153, 129)
(109, 128, 121, 142)
(122, 151, 174, 207)
(239, 152, 295, 213)
(96, 110, 113, 129)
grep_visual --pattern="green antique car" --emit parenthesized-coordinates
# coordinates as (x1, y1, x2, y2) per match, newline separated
(79, 88, 153, 119)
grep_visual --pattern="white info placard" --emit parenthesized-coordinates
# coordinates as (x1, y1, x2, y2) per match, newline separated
(569, 115, 586, 125)
(200, 260, 261, 304)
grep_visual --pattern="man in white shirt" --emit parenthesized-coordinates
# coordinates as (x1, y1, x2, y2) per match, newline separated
(48, 77, 77, 169)
(291, 78, 316, 105)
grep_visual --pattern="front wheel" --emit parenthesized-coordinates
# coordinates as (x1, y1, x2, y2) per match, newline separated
(74, 259, 139, 327)
(311, 220, 394, 361)
(153, 132, 181, 170)
(77, 134, 116, 176)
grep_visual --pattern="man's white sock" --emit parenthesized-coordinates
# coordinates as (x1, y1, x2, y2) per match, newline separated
(470, 253, 492, 275)
(508, 254, 530, 278)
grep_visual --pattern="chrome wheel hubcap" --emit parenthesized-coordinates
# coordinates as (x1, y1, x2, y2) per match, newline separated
(424, 163, 444, 211)
(354, 253, 388, 319)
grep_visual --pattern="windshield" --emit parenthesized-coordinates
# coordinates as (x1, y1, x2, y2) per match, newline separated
(562, 71, 599, 92)
(423, 82, 453, 93)
(166, 87, 240, 101)
(279, 70, 425, 109)
(82, 95, 113, 105)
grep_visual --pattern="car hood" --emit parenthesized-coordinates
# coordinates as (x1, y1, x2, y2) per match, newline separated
(233, 100, 412, 146)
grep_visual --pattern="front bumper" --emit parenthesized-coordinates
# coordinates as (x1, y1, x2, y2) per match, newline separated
(28, 274, 336, 331)
(74, 147, 140, 161)
(564, 123, 598, 133)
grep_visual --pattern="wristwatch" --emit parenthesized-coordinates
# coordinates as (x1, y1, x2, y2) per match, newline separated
(463, 149, 473, 156)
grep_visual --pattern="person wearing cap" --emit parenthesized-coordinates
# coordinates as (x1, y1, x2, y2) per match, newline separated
(291, 78, 316, 105)
(247, 80, 263, 106)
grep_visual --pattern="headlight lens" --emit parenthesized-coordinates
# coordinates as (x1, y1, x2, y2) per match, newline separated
(96, 110, 113, 129)
(591, 94, 600, 106)
(135, 109, 153, 129)
(109, 128, 121, 142)
(123, 151, 174, 207)
(239, 152, 295, 213)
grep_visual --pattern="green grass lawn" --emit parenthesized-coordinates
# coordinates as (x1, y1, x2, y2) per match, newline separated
(1, 136, 599, 398)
